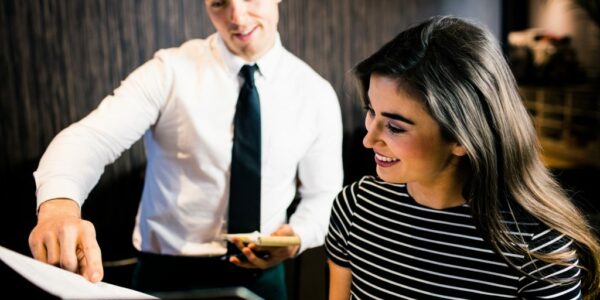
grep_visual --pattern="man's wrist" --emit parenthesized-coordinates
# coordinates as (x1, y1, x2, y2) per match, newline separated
(38, 198, 81, 220)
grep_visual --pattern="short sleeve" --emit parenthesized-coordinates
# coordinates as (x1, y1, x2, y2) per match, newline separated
(325, 180, 360, 268)
(518, 228, 583, 299)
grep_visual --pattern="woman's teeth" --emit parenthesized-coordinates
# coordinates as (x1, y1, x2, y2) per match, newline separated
(376, 153, 398, 162)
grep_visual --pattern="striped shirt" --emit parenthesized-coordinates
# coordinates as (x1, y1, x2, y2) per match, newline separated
(325, 176, 582, 299)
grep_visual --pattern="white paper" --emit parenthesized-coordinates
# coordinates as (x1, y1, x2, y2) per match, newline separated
(0, 245, 156, 299)
(222, 231, 300, 246)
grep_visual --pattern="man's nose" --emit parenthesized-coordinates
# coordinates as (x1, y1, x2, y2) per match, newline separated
(228, 0, 247, 25)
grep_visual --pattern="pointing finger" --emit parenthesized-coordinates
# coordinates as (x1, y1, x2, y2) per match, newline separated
(78, 225, 103, 282)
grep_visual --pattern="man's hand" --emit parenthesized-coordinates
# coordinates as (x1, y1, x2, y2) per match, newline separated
(229, 224, 300, 269)
(28, 198, 103, 282)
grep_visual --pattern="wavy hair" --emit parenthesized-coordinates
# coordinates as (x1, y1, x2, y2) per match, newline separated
(352, 16, 600, 299)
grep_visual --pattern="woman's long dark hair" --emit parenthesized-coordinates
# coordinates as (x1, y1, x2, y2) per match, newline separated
(353, 16, 600, 299)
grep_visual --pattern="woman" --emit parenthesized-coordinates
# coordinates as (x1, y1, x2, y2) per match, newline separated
(326, 16, 600, 299)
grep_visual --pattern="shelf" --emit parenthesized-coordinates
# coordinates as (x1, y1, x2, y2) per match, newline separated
(520, 85, 600, 167)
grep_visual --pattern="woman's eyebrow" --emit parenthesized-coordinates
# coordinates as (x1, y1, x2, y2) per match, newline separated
(381, 112, 415, 125)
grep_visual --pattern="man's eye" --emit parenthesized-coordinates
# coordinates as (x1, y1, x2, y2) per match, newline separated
(210, 0, 226, 8)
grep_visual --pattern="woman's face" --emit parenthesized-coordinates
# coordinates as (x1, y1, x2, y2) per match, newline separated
(363, 75, 464, 185)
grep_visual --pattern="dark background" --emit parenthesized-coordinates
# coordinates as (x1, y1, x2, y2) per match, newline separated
(0, 1, 597, 299)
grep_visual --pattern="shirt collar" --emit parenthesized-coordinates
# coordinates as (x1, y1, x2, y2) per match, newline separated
(215, 33, 283, 81)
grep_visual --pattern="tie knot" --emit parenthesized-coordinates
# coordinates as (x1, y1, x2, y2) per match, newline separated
(240, 64, 258, 86)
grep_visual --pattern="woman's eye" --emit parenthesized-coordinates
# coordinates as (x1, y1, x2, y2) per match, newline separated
(386, 123, 405, 134)
(363, 105, 375, 117)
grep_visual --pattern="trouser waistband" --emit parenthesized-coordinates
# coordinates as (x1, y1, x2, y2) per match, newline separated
(132, 251, 287, 299)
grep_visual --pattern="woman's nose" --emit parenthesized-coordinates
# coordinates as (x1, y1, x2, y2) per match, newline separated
(362, 119, 379, 149)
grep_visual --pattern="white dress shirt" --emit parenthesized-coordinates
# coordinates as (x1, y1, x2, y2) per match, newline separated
(34, 33, 344, 256)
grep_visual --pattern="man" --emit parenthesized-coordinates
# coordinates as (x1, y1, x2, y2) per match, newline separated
(28, 0, 343, 299)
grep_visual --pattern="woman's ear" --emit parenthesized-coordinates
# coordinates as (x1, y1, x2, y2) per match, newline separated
(452, 144, 467, 157)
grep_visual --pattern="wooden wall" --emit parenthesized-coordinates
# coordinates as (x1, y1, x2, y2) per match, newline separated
(0, 0, 501, 298)
(0, 0, 430, 167)
(0, 0, 422, 249)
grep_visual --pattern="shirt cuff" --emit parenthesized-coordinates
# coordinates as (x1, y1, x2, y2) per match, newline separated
(290, 221, 319, 256)
(35, 177, 86, 210)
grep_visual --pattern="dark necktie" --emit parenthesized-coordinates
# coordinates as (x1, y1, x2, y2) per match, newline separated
(228, 64, 261, 235)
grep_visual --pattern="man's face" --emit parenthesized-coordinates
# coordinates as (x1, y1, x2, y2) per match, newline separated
(205, 0, 281, 62)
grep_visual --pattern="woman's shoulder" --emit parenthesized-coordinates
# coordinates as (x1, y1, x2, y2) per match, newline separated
(502, 210, 576, 264)
(509, 217, 582, 294)
(354, 175, 408, 194)
(501, 208, 571, 250)
(527, 225, 574, 255)
(335, 176, 409, 207)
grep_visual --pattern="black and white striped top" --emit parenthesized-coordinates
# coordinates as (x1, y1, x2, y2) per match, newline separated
(325, 176, 582, 299)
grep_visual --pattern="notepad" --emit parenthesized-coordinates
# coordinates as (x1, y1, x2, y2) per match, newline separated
(222, 231, 300, 247)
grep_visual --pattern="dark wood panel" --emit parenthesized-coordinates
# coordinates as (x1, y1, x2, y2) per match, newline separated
(1, 0, 427, 168)
(0, 0, 447, 259)
(0, 1, 487, 297)
(0, 2, 421, 296)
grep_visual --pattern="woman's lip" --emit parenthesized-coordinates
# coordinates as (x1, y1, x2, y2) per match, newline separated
(374, 152, 399, 167)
